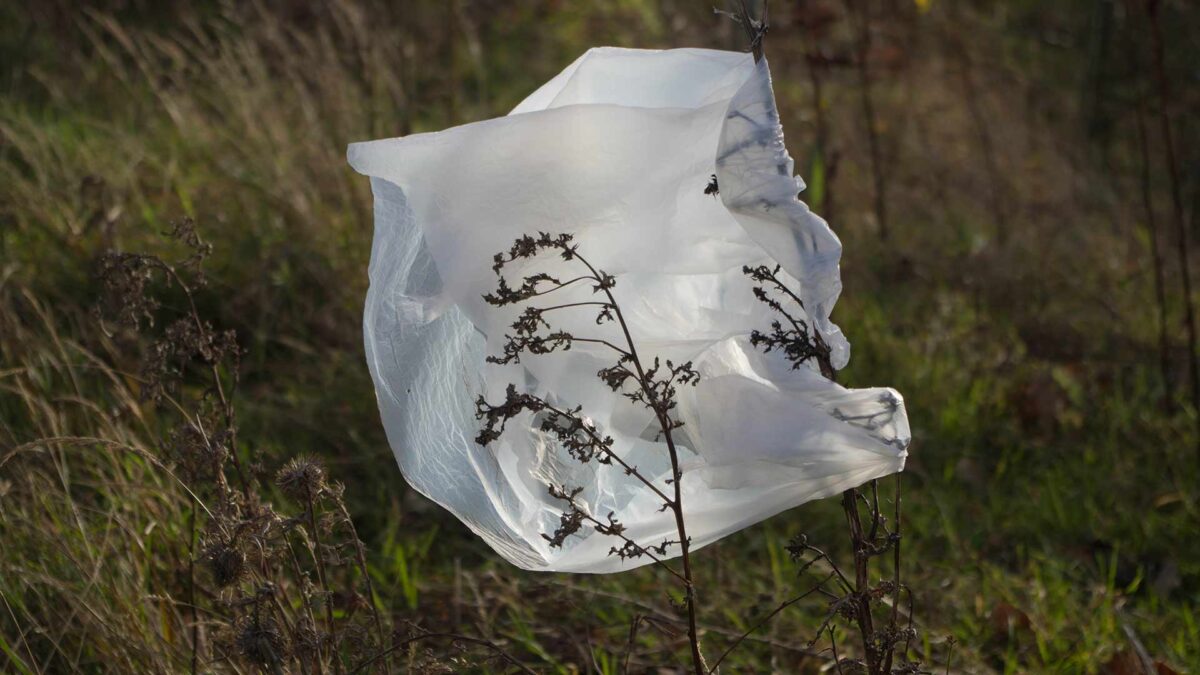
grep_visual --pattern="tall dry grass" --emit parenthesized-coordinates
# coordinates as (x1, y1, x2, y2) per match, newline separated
(0, 283, 196, 672)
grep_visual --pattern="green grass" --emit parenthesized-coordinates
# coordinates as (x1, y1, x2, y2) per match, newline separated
(2, 1, 1198, 672)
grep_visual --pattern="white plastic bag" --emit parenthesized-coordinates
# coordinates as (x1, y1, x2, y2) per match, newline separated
(348, 47, 909, 573)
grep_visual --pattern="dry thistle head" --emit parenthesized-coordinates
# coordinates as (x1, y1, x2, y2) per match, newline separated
(276, 456, 327, 499)
(234, 613, 289, 668)
(203, 539, 247, 588)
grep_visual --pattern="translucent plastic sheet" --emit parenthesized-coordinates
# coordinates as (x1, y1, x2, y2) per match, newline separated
(348, 48, 909, 573)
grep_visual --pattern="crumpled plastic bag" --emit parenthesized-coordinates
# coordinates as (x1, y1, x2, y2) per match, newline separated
(348, 47, 909, 573)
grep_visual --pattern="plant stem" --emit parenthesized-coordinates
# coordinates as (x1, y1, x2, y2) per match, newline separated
(805, 47, 836, 222)
(945, 8, 1008, 247)
(539, 398, 675, 507)
(305, 486, 340, 673)
(846, 0, 890, 240)
(1131, 62, 1173, 407)
(818, 342, 891, 674)
(335, 501, 391, 675)
(882, 474, 903, 673)
(841, 488, 879, 673)
(573, 251, 705, 674)
(663, 426, 704, 675)
(284, 537, 324, 674)
(1147, 0, 1200, 446)
(579, 500, 688, 582)
(164, 264, 251, 499)
(188, 500, 198, 675)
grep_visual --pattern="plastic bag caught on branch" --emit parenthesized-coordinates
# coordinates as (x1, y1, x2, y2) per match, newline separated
(348, 48, 909, 573)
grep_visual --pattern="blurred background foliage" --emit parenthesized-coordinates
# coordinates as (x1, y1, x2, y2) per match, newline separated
(1, 0, 1198, 672)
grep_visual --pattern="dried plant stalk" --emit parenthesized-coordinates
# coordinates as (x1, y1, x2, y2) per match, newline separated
(475, 232, 708, 673)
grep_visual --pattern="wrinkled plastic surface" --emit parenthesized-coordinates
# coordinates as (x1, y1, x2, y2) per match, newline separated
(348, 48, 909, 573)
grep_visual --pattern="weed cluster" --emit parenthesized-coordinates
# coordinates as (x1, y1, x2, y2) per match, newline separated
(91, 221, 397, 673)
(69, 221, 547, 672)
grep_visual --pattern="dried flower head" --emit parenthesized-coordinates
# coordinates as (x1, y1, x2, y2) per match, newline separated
(93, 251, 162, 331)
(203, 540, 247, 588)
(166, 418, 228, 482)
(291, 618, 323, 663)
(276, 456, 327, 500)
(166, 217, 213, 272)
(234, 614, 289, 667)
(92, 217, 212, 332)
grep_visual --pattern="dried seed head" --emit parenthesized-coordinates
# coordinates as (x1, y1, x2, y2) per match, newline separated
(93, 252, 160, 330)
(276, 456, 326, 499)
(167, 420, 227, 482)
(203, 541, 246, 588)
(291, 618, 322, 662)
(234, 615, 289, 667)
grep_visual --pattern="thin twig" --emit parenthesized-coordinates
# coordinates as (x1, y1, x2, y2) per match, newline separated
(882, 474, 903, 673)
(557, 492, 687, 583)
(945, 9, 1009, 246)
(1147, 0, 1200, 445)
(1130, 51, 1174, 407)
(1119, 614, 1156, 675)
(188, 500, 199, 675)
(804, 35, 837, 221)
(161, 264, 251, 499)
(303, 484, 340, 673)
(623, 614, 646, 674)
(335, 500, 391, 675)
(845, 0, 889, 240)
(570, 249, 707, 674)
(537, 399, 675, 506)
